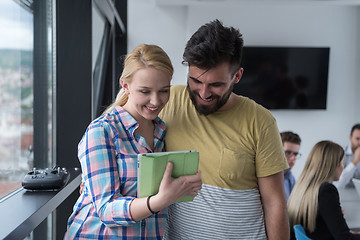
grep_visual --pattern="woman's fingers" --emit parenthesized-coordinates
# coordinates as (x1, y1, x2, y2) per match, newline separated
(158, 162, 202, 203)
(162, 162, 173, 180)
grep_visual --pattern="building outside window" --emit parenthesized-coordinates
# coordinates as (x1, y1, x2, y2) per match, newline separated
(0, 0, 55, 202)
(0, 1, 124, 238)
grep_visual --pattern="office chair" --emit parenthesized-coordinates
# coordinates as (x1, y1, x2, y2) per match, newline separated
(293, 225, 312, 240)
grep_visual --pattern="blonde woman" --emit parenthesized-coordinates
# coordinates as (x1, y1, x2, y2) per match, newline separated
(288, 140, 360, 239)
(64, 44, 202, 239)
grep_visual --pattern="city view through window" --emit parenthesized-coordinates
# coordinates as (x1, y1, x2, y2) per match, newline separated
(0, 0, 54, 200)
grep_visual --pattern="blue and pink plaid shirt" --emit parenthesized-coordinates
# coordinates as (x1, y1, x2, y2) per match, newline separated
(64, 106, 167, 239)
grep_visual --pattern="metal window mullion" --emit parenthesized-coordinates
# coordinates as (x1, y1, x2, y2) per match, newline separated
(32, 1, 50, 239)
(33, 0, 49, 168)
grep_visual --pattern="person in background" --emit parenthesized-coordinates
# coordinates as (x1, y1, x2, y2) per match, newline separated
(64, 44, 202, 239)
(280, 131, 302, 201)
(288, 140, 360, 239)
(160, 19, 289, 240)
(334, 123, 360, 189)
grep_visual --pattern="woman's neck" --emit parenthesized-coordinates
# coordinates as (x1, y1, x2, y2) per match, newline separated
(136, 119, 155, 151)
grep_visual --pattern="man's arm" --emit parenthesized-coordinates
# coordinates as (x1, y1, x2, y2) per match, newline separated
(258, 171, 290, 240)
(333, 163, 356, 189)
(334, 147, 360, 189)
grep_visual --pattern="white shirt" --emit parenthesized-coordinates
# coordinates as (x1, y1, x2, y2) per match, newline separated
(333, 145, 357, 189)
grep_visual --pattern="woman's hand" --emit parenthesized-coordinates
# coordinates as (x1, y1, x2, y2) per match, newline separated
(149, 162, 202, 211)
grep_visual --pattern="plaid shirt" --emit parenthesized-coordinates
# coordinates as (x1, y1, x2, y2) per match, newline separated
(65, 106, 167, 239)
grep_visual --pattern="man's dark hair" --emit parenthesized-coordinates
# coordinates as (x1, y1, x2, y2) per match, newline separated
(183, 19, 244, 76)
(351, 123, 360, 136)
(280, 131, 301, 145)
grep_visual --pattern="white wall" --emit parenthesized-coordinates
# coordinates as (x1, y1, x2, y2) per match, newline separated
(128, 0, 360, 179)
(128, 0, 188, 85)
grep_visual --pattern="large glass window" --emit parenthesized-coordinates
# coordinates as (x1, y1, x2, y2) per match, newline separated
(0, 0, 54, 200)
(91, 0, 127, 118)
(92, 3, 108, 118)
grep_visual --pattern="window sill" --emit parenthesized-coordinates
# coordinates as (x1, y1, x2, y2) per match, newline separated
(0, 168, 81, 240)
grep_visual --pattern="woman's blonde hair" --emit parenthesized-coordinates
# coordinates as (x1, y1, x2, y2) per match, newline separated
(287, 140, 344, 232)
(103, 44, 173, 115)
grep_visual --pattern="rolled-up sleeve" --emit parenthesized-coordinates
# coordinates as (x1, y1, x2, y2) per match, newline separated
(78, 121, 136, 226)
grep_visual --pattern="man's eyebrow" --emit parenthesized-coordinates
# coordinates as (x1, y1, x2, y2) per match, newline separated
(188, 75, 201, 82)
(188, 75, 225, 86)
(188, 67, 210, 80)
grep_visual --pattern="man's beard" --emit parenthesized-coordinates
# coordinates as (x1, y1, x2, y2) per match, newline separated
(186, 82, 234, 116)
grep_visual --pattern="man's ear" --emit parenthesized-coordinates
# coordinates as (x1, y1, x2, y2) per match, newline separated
(233, 68, 244, 84)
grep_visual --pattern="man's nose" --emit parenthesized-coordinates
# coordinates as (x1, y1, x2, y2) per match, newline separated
(199, 85, 211, 99)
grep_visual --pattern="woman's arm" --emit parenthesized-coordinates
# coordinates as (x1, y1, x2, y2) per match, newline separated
(79, 122, 135, 226)
(81, 122, 202, 224)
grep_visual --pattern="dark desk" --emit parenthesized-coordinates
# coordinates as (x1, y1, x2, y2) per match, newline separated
(339, 187, 360, 232)
(0, 168, 81, 240)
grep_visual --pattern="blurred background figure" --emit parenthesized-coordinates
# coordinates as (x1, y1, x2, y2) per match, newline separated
(334, 123, 360, 189)
(280, 131, 301, 201)
(288, 140, 360, 239)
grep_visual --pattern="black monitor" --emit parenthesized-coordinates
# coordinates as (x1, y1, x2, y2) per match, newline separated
(233, 46, 330, 110)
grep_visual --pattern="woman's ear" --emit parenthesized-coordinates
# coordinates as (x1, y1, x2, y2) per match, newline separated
(121, 80, 130, 95)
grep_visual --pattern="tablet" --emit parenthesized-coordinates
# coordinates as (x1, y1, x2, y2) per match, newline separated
(137, 150, 199, 202)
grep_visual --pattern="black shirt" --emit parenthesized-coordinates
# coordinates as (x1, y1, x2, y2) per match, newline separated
(306, 182, 360, 240)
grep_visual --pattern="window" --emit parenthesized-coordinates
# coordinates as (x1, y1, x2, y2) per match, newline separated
(92, 0, 127, 118)
(0, 0, 55, 201)
(92, 3, 109, 118)
(0, 1, 126, 238)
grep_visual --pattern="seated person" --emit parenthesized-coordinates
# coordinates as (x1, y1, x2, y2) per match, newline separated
(334, 123, 360, 189)
(280, 131, 301, 201)
(288, 140, 360, 239)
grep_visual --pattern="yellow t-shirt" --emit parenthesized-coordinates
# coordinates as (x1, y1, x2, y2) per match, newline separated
(159, 85, 288, 190)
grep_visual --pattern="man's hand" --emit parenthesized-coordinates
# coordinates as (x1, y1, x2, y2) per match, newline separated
(353, 147, 360, 166)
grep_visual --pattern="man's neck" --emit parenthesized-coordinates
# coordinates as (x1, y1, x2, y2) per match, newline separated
(217, 93, 241, 112)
